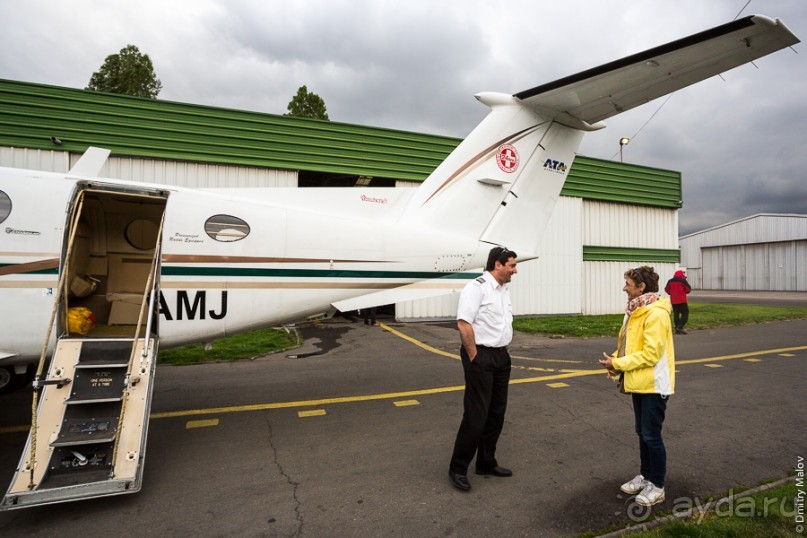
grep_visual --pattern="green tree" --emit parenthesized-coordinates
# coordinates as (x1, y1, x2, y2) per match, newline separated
(86, 44, 162, 99)
(285, 85, 329, 120)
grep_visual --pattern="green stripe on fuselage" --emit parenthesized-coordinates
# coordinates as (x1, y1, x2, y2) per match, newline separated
(160, 267, 480, 279)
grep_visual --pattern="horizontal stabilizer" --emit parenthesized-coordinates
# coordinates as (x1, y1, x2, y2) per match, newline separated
(331, 276, 474, 312)
(515, 15, 800, 127)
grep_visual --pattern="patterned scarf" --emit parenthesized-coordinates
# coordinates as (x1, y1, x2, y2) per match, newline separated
(626, 292, 660, 316)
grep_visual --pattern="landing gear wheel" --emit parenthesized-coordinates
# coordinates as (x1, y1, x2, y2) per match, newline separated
(0, 366, 29, 395)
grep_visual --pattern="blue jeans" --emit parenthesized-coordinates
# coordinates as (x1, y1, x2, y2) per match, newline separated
(632, 393, 668, 488)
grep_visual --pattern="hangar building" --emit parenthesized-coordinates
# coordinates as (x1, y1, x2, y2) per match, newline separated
(680, 214, 807, 291)
(0, 78, 683, 317)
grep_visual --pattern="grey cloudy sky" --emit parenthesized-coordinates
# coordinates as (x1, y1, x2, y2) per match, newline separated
(1, 0, 804, 235)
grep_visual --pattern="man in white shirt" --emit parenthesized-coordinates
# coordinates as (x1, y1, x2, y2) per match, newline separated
(448, 246, 517, 491)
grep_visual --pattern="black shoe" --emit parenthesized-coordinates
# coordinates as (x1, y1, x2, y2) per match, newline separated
(448, 471, 471, 491)
(475, 465, 512, 477)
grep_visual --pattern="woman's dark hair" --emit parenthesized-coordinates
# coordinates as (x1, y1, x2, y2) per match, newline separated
(486, 246, 517, 271)
(624, 266, 659, 293)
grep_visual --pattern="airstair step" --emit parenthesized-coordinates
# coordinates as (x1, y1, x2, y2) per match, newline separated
(76, 340, 135, 365)
(52, 416, 119, 447)
(68, 365, 127, 402)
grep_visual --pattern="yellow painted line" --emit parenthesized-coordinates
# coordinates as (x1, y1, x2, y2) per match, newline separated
(511, 355, 584, 364)
(378, 322, 460, 360)
(298, 409, 326, 418)
(704, 364, 723, 368)
(779, 353, 795, 357)
(393, 400, 420, 407)
(547, 382, 569, 388)
(676, 346, 807, 365)
(380, 322, 584, 364)
(186, 418, 219, 429)
(744, 358, 762, 363)
(4, 345, 806, 432)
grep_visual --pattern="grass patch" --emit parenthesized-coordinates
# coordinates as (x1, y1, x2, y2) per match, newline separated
(158, 327, 299, 365)
(620, 480, 799, 537)
(513, 302, 807, 338)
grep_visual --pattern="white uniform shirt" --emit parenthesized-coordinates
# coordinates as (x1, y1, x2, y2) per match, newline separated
(456, 271, 513, 348)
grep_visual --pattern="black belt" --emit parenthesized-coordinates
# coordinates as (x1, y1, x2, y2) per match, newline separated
(477, 345, 507, 350)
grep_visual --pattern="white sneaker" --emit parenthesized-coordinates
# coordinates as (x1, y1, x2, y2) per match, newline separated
(636, 482, 665, 506)
(620, 474, 648, 495)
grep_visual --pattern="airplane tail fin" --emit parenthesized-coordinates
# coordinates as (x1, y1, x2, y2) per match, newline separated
(400, 15, 798, 259)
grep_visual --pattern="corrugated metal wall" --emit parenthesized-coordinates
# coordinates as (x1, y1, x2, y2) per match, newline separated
(0, 147, 68, 172)
(680, 214, 807, 290)
(0, 147, 297, 188)
(583, 262, 677, 315)
(0, 78, 458, 181)
(584, 201, 679, 249)
(701, 241, 807, 291)
(565, 156, 682, 209)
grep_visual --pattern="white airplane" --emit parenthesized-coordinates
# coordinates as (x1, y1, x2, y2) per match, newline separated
(0, 15, 798, 509)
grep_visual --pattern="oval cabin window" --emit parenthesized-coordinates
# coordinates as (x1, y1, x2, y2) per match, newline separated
(0, 190, 11, 224)
(205, 214, 250, 242)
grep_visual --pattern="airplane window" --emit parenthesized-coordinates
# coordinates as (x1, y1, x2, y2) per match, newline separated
(205, 214, 250, 242)
(125, 219, 160, 250)
(0, 190, 10, 224)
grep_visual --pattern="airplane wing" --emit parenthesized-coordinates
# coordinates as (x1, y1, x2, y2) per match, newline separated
(331, 275, 473, 312)
(515, 15, 800, 129)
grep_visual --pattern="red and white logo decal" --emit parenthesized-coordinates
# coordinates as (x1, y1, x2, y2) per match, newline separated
(496, 144, 519, 173)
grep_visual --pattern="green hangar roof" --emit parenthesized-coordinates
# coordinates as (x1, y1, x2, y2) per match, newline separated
(0, 78, 681, 207)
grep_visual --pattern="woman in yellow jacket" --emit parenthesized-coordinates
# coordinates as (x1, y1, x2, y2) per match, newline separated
(599, 266, 675, 508)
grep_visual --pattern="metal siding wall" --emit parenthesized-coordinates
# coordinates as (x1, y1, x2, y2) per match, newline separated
(0, 147, 68, 172)
(583, 262, 677, 314)
(68, 155, 298, 188)
(0, 79, 459, 181)
(511, 197, 582, 316)
(583, 201, 678, 249)
(0, 147, 298, 187)
(700, 240, 806, 291)
(395, 197, 582, 321)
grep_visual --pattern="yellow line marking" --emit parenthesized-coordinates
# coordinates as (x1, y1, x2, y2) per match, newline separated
(704, 364, 723, 368)
(4, 345, 806, 432)
(779, 353, 795, 357)
(393, 400, 420, 407)
(379, 322, 585, 364)
(378, 322, 460, 360)
(298, 409, 327, 418)
(744, 358, 762, 363)
(511, 354, 584, 364)
(677, 346, 807, 365)
(547, 382, 569, 388)
(186, 418, 219, 429)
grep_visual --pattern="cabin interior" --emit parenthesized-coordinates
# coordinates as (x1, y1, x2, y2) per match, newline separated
(62, 189, 167, 338)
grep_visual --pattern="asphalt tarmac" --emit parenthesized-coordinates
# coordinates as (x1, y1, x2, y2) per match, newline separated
(0, 310, 805, 537)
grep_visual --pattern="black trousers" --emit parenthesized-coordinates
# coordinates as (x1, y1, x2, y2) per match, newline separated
(449, 345, 511, 474)
(672, 303, 689, 330)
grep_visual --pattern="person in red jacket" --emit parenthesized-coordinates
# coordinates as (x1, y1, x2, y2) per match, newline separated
(665, 270, 691, 334)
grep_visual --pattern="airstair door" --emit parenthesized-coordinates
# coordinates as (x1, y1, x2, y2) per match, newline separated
(1, 337, 158, 509)
(2, 184, 166, 510)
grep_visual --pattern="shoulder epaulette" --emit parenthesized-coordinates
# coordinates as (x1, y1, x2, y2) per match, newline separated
(475, 276, 486, 284)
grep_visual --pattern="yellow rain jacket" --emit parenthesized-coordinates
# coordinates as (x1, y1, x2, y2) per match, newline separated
(611, 298, 675, 395)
